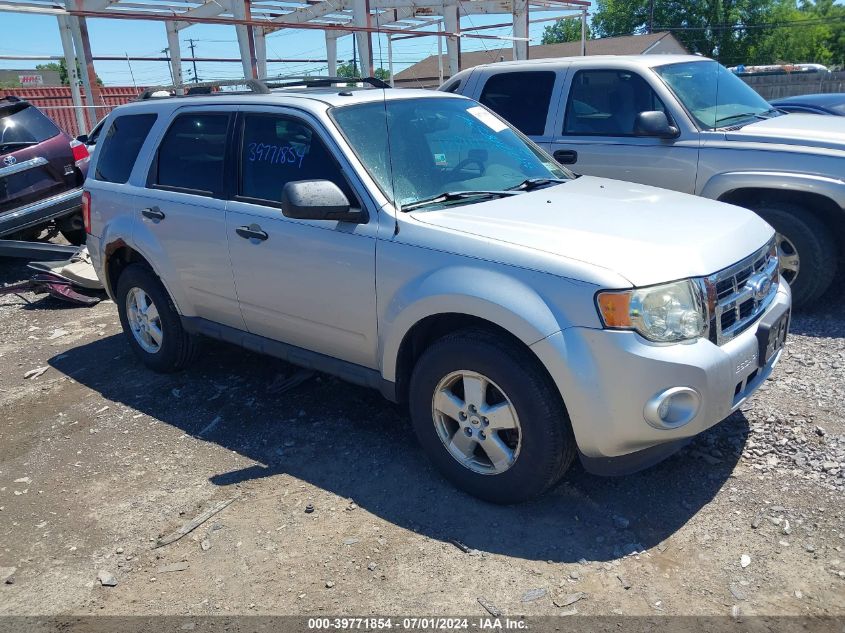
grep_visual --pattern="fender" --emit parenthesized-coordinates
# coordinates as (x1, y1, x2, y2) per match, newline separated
(103, 219, 192, 317)
(698, 171, 845, 209)
(379, 265, 569, 383)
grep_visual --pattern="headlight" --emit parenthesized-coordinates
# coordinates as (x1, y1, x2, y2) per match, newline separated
(596, 279, 706, 343)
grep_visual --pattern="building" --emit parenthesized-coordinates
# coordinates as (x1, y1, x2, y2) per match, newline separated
(0, 69, 63, 87)
(394, 31, 688, 88)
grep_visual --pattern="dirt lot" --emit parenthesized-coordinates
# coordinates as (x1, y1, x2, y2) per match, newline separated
(0, 255, 843, 620)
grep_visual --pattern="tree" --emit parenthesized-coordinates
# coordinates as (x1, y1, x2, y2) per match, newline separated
(35, 59, 102, 86)
(542, 18, 591, 45)
(336, 62, 391, 83)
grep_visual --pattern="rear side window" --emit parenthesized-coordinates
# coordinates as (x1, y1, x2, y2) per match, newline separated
(95, 113, 156, 183)
(478, 71, 556, 135)
(0, 103, 60, 152)
(564, 69, 668, 136)
(153, 113, 230, 196)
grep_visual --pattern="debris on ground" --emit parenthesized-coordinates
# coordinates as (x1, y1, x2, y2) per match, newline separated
(477, 597, 501, 617)
(617, 575, 632, 590)
(521, 588, 547, 603)
(740, 554, 751, 569)
(1, 567, 16, 584)
(97, 570, 117, 587)
(154, 498, 238, 549)
(156, 562, 189, 573)
(553, 592, 585, 608)
(304, 503, 314, 514)
(448, 539, 471, 553)
(23, 367, 49, 380)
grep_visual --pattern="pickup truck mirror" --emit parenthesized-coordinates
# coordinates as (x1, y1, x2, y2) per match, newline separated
(634, 111, 680, 139)
(281, 180, 365, 223)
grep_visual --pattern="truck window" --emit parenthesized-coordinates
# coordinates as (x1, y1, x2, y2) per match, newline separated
(95, 113, 157, 184)
(238, 114, 357, 206)
(479, 71, 555, 136)
(564, 69, 668, 136)
(152, 113, 230, 196)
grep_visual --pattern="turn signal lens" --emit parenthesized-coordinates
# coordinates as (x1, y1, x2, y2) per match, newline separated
(82, 190, 91, 235)
(596, 291, 632, 328)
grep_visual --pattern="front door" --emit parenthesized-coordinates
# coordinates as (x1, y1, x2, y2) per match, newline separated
(550, 68, 699, 193)
(225, 109, 378, 369)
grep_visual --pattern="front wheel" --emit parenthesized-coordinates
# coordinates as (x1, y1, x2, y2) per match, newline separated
(409, 329, 576, 504)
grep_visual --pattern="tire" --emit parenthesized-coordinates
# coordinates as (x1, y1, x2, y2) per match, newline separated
(115, 264, 199, 372)
(409, 328, 576, 504)
(752, 202, 837, 308)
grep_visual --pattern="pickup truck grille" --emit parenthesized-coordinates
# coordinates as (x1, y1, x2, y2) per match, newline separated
(702, 239, 779, 345)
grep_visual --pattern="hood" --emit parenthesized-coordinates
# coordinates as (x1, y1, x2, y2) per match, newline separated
(725, 114, 845, 152)
(411, 176, 774, 287)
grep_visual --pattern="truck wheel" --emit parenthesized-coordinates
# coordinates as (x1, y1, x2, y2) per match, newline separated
(753, 203, 836, 308)
(409, 329, 576, 504)
(115, 264, 199, 372)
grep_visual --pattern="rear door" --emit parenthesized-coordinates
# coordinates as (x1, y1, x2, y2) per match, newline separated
(0, 102, 75, 215)
(132, 106, 245, 330)
(549, 67, 700, 192)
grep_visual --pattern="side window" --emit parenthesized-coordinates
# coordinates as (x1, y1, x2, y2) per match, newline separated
(239, 114, 357, 206)
(441, 79, 461, 93)
(564, 70, 668, 136)
(94, 113, 156, 183)
(153, 113, 229, 195)
(478, 71, 556, 135)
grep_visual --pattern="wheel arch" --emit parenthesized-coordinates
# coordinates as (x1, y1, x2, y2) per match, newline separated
(381, 268, 569, 403)
(103, 241, 185, 315)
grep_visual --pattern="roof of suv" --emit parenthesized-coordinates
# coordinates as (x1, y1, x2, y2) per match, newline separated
(467, 54, 709, 72)
(116, 86, 461, 115)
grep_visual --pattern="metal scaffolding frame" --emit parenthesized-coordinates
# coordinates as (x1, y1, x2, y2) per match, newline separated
(0, 0, 589, 132)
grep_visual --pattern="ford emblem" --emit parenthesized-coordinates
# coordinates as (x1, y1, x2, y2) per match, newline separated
(746, 272, 772, 302)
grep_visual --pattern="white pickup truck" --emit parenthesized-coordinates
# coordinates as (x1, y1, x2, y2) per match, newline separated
(445, 54, 845, 307)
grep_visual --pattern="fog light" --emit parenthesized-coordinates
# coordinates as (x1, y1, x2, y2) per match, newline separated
(644, 387, 701, 429)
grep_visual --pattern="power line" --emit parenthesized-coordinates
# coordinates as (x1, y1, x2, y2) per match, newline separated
(184, 38, 200, 82)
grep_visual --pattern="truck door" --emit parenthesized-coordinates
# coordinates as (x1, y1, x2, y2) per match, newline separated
(549, 68, 699, 193)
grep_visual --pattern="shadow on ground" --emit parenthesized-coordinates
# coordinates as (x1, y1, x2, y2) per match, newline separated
(50, 332, 750, 563)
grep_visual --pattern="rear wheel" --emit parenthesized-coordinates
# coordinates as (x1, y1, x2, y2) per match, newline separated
(115, 264, 199, 372)
(409, 329, 576, 504)
(753, 203, 836, 308)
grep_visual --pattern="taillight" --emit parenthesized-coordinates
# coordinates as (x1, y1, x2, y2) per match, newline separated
(82, 190, 91, 234)
(71, 139, 89, 164)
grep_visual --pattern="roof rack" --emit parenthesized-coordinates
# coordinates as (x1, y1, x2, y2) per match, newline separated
(137, 75, 390, 100)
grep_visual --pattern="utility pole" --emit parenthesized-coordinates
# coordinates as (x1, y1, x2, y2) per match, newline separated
(648, 0, 655, 34)
(185, 38, 200, 83)
(162, 47, 173, 83)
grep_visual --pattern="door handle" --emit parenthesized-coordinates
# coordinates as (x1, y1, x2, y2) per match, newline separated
(236, 225, 269, 241)
(553, 149, 578, 165)
(141, 207, 165, 221)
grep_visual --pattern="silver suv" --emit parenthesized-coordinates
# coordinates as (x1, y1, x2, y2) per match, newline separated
(84, 79, 791, 503)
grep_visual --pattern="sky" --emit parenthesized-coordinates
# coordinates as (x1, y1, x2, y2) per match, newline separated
(0, 9, 576, 86)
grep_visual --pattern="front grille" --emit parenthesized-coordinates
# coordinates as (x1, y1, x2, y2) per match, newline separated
(703, 239, 779, 345)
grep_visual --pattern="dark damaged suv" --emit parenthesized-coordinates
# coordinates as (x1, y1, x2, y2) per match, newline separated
(0, 96, 89, 244)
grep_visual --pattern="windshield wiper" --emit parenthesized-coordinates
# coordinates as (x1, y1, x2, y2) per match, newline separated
(715, 111, 770, 126)
(401, 190, 520, 212)
(508, 177, 569, 191)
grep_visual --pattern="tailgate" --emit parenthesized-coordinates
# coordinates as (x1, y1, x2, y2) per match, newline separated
(1, 141, 75, 214)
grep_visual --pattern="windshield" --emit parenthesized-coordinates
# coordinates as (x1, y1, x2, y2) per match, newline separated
(653, 60, 776, 130)
(330, 96, 569, 209)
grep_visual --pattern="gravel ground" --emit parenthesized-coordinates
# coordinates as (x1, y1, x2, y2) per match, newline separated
(0, 255, 843, 619)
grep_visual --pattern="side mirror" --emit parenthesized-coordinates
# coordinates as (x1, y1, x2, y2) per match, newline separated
(281, 180, 365, 223)
(634, 111, 680, 139)
(76, 134, 89, 144)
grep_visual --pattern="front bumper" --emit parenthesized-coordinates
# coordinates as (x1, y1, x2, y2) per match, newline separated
(0, 187, 83, 238)
(531, 279, 791, 474)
